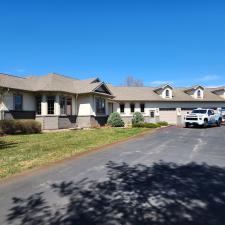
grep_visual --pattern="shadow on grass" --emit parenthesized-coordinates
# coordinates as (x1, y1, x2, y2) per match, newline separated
(7, 161, 225, 225)
(0, 140, 18, 150)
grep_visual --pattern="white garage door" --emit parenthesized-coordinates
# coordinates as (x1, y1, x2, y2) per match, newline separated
(159, 109, 177, 124)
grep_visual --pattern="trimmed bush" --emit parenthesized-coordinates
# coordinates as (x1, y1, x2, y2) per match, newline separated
(107, 112, 124, 127)
(132, 122, 161, 128)
(132, 112, 144, 125)
(157, 121, 169, 126)
(0, 120, 41, 134)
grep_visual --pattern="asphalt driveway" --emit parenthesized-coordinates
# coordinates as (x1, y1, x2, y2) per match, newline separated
(1, 126, 225, 225)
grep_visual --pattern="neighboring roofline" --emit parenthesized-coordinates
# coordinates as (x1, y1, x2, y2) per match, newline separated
(212, 87, 225, 92)
(113, 99, 225, 102)
(47, 72, 79, 80)
(0, 72, 26, 79)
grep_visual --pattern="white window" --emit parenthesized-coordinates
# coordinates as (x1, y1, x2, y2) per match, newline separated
(60, 96, 72, 115)
(130, 103, 135, 113)
(165, 90, 170, 98)
(14, 94, 23, 111)
(140, 103, 145, 113)
(150, 111, 155, 118)
(96, 97, 105, 114)
(36, 96, 42, 115)
(120, 104, 125, 113)
(47, 96, 55, 115)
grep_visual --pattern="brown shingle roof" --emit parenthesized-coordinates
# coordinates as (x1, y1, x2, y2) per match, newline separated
(0, 73, 112, 96)
(0, 73, 32, 91)
(108, 85, 225, 102)
(1, 73, 225, 102)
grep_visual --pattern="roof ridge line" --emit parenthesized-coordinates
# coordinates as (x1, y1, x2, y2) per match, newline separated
(0, 73, 26, 79)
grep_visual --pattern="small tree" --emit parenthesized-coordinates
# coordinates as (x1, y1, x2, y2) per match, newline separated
(107, 112, 124, 127)
(123, 76, 143, 87)
(132, 112, 144, 125)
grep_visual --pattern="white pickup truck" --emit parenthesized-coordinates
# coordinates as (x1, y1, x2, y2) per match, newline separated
(184, 108, 222, 128)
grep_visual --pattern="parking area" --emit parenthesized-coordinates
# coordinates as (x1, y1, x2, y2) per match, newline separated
(1, 125, 225, 224)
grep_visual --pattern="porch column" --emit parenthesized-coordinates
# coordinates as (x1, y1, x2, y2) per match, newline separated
(105, 99, 108, 115)
(41, 94, 47, 115)
(72, 95, 76, 115)
(176, 107, 182, 126)
(155, 108, 160, 123)
(54, 94, 60, 116)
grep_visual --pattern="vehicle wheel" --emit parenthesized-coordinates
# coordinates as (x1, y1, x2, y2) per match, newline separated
(203, 119, 208, 128)
(185, 122, 189, 128)
(217, 119, 222, 127)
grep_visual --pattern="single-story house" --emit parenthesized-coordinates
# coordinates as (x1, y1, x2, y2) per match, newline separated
(1, 73, 225, 129)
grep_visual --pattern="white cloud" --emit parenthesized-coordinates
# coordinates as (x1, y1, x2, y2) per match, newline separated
(196, 75, 221, 82)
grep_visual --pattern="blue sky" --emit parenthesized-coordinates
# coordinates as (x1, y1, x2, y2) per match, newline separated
(0, 0, 225, 86)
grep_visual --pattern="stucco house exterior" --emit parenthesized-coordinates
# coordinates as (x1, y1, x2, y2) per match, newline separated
(1, 72, 225, 129)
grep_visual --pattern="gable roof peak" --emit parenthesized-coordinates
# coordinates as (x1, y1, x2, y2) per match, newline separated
(154, 84, 173, 91)
(185, 85, 205, 92)
(82, 77, 101, 83)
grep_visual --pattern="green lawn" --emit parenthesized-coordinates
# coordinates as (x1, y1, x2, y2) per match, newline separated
(0, 128, 148, 179)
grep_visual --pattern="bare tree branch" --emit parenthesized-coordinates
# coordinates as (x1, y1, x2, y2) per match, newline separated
(123, 76, 143, 87)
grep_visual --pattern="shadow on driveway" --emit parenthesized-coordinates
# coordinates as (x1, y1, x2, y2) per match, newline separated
(7, 161, 225, 225)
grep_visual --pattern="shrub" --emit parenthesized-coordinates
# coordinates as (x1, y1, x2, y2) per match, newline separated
(132, 112, 144, 125)
(0, 120, 41, 134)
(107, 112, 124, 127)
(132, 122, 161, 128)
(157, 121, 169, 126)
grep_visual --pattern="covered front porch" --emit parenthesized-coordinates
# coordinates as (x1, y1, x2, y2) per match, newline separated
(35, 93, 77, 130)
(35, 92, 114, 129)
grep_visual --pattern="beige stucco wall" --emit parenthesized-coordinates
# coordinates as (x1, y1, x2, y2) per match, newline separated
(1, 91, 35, 111)
(1, 92, 13, 110)
(23, 92, 36, 110)
(77, 94, 110, 117)
(77, 95, 94, 116)
(113, 101, 225, 118)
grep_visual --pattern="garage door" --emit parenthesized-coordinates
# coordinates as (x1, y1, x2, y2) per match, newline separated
(159, 109, 177, 124)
